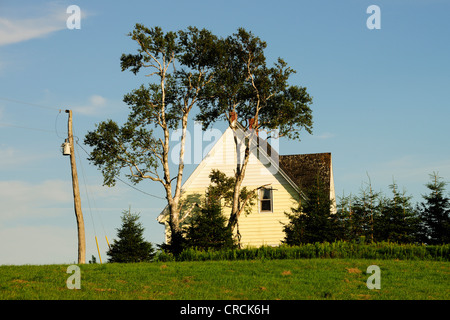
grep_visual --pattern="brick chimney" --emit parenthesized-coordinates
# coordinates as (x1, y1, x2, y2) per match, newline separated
(229, 111, 237, 126)
(249, 118, 258, 136)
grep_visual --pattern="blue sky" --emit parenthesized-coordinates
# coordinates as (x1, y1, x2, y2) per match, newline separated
(1, 0, 449, 265)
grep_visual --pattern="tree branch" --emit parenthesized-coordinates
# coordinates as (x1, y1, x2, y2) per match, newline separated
(179, 202, 200, 224)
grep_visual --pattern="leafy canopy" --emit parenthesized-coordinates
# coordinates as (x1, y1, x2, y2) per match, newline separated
(195, 28, 313, 140)
(84, 25, 222, 188)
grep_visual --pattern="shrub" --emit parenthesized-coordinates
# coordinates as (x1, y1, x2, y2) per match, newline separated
(154, 241, 450, 262)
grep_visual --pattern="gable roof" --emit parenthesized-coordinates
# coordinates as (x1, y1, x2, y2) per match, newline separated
(157, 123, 334, 222)
(179, 123, 302, 196)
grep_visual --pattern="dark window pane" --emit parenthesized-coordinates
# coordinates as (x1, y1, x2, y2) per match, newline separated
(262, 189, 271, 200)
(260, 189, 272, 212)
(261, 200, 271, 211)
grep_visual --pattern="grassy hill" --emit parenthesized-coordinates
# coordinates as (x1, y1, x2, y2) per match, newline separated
(1, 258, 449, 300)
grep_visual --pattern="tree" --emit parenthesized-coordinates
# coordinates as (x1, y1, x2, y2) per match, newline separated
(418, 172, 450, 244)
(181, 169, 256, 248)
(282, 205, 307, 245)
(203, 169, 257, 245)
(107, 210, 155, 263)
(84, 25, 221, 253)
(184, 202, 236, 251)
(206, 169, 257, 218)
(283, 176, 336, 244)
(195, 28, 313, 234)
(374, 182, 420, 243)
(340, 178, 380, 242)
(85, 26, 313, 251)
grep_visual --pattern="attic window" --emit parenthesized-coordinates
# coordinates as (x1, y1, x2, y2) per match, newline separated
(259, 188, 273, 213)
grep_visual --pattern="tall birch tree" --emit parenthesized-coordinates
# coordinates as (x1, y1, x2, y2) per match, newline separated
(196, 28, 314, 234)
(84, 25, 220, 252)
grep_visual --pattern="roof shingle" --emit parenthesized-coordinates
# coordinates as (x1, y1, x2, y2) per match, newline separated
(278, 153, 332, 196)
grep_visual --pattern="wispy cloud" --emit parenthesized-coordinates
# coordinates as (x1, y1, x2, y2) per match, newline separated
(0, 145, 51, 169)
(0, 16, 63, 46)
(0, 179, 72, 221)
(0, 176, 132, 223)
(73, 95, 108, 115)
(313, 132, 335, 140)
(0, 3, 87, 46)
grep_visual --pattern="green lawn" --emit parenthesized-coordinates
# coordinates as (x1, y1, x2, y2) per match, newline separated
(0, 259, 448, 300)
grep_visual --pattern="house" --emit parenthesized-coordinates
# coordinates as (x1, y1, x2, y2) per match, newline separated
(157, 122, 336, 247)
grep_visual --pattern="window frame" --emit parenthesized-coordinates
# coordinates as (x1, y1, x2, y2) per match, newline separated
(259, 187, 273, 213)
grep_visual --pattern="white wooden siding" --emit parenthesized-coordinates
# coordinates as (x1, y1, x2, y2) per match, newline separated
(179, 126, 299, 247)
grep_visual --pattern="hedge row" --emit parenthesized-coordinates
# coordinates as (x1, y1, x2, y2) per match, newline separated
(154, 241, 450, 262)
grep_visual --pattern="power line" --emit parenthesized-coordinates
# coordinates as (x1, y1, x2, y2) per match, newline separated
(74, 139, 166, 200)
(0, 122, 56, 133)
(115, 175, 166, 200)
(0, 97, 61, 111)
(0, 99, 166, 201)
(75, 143, 98, 235)
(0, 97, 66, 136)
(55, 110, 67, 139)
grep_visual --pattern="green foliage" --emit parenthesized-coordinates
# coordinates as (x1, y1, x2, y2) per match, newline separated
(287, 174, 449, 246)
(337, 182, 379, 242)
(107, 210, 155, 263)
(195, 28, 313, 140)
(153, 241, 450, 262)
(418, 172, 450, 244)
(283, 176, 337, 245)
(85, 25, 222, 188)
(374, 182, 421, 243)
(158, 231, 186, 257)
(206, 169, 256, 217)
(336, 178, 433, 244)
(180, 169, 254, 251)
(184, 201, 236, 251)
(84, 119, 159, 187)
(85, 24, 227, 253)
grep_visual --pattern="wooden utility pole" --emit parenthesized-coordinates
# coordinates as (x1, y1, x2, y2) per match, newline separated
(66, 109, 86, 264)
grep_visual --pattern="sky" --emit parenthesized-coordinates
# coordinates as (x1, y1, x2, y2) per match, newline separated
(0, 0, 449, 265)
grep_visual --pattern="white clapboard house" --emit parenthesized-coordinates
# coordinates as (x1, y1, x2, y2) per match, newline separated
(157, 122, 336, 247)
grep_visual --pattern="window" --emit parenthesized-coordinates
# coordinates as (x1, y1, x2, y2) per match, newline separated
(259, 188, 273, 213)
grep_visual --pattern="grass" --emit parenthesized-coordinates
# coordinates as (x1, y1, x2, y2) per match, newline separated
(1, 259, 449, 300)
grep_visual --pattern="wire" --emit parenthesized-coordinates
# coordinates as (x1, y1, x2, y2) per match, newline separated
(74, 138, 166, 200)
(74, 142, 109, 239)
(0, 122, 56, 133)
(0, 97, 61, 111)
(75, 142, 110, 262)
(116, 175, 166, 200)
(0, 97, 65, 136)
(74, 143, 98, 236)
(54, 110, 67, 139)
(0, 100, 166, 200)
